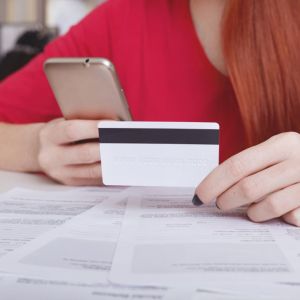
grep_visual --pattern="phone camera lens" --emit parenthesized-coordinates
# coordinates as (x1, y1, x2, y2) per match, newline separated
(85, 58, 90, 67)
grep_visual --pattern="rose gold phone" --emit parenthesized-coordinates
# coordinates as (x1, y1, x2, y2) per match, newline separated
(44, 58, 132, 121)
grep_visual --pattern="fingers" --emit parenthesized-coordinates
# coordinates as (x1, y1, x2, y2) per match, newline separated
(39, 143, 100, 170)
(66, 178, 102, 186)
(192, 132, 300, 226)
(59, 177, 102, 187)
(246, 183, 300, 223)
(59, 143, 101, 165)
(44, 119, 99, 144)
(39, 142, 101, 185)
(195, 134, 292, 204)
(216, 160, 300, 211)
(65, 163, 102, 180)
(50, 163, 102, 186)
(38, 118, 104, 186)
(53, 163, 102, 186)
(282, 207, 300, 227)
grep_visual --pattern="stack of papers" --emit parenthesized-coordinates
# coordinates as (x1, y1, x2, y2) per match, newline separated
(0, 187, 300, 299)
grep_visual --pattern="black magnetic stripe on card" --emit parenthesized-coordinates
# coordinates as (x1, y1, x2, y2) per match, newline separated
(99, 128, 219, 145)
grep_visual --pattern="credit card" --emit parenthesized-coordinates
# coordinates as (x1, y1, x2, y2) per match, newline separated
(98, 121, 219, 187)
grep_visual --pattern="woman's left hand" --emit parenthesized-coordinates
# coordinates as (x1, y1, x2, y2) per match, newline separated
(195, 132, 300, 226)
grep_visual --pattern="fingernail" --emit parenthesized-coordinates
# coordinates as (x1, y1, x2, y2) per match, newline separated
(216, 201, 221, 210)
(192, 194, 203, 206)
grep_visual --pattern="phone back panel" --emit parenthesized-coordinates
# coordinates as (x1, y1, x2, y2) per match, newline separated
(44, 58, 131, 121)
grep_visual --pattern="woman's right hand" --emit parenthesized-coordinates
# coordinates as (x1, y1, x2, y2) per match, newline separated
(38, 118, 101, 186)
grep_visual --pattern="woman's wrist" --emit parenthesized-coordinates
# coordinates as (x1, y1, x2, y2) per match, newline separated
(0, 122, 45, 173)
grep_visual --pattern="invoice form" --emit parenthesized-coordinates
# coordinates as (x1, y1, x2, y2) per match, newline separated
(0, 190, 130, 282)
(1, 275, 300, 300)
(0, 276, 170, 300)
(0, 189, 190, 299)
(109, 187, 300, 286)
(1, 188, 300, 298)
(0, 187, 124, 257)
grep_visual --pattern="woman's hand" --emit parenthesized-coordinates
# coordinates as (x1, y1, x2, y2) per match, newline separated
(194, 132, 300, 226)
(38, 118, 101, 186)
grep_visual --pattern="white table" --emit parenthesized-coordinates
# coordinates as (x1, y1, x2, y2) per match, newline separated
(0, 170, 72, 193)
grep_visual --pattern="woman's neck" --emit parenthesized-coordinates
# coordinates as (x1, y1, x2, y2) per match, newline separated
(190, 0, 227, 75)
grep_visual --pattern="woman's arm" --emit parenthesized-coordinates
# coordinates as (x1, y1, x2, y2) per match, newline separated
(0, 122, 44, 172)
(0, 119, 102, 185)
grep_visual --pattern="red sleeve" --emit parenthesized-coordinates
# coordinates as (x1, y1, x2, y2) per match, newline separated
(0, 1, 112, 123)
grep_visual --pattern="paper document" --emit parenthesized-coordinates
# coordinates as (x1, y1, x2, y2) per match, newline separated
(0, 276, 171, 300)
(110, 187, 300, 286)
(1, 187, 300, 298)
(1, 276, 299, 300)
(0, 190, 129, 282)
(0, 188, 125, 257)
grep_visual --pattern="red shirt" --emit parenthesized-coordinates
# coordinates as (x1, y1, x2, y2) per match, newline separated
(0, 0, 245, 161)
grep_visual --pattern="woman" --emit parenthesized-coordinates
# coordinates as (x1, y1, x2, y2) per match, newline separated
(0, 0, 299, 226)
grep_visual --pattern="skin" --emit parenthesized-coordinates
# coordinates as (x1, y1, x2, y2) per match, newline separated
(195, 133, 300, 227)
(38, 119, 101, 186)
(0, 0, 299, 226)
(190, 0, 227, 75)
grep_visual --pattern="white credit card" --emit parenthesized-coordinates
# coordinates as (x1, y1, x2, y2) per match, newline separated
(98, 121, 219, 187)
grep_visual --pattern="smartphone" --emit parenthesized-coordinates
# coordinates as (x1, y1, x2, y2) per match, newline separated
(44, 58, 132, 121)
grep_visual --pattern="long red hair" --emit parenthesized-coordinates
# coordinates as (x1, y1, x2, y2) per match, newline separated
(222, 0, 300, 145)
